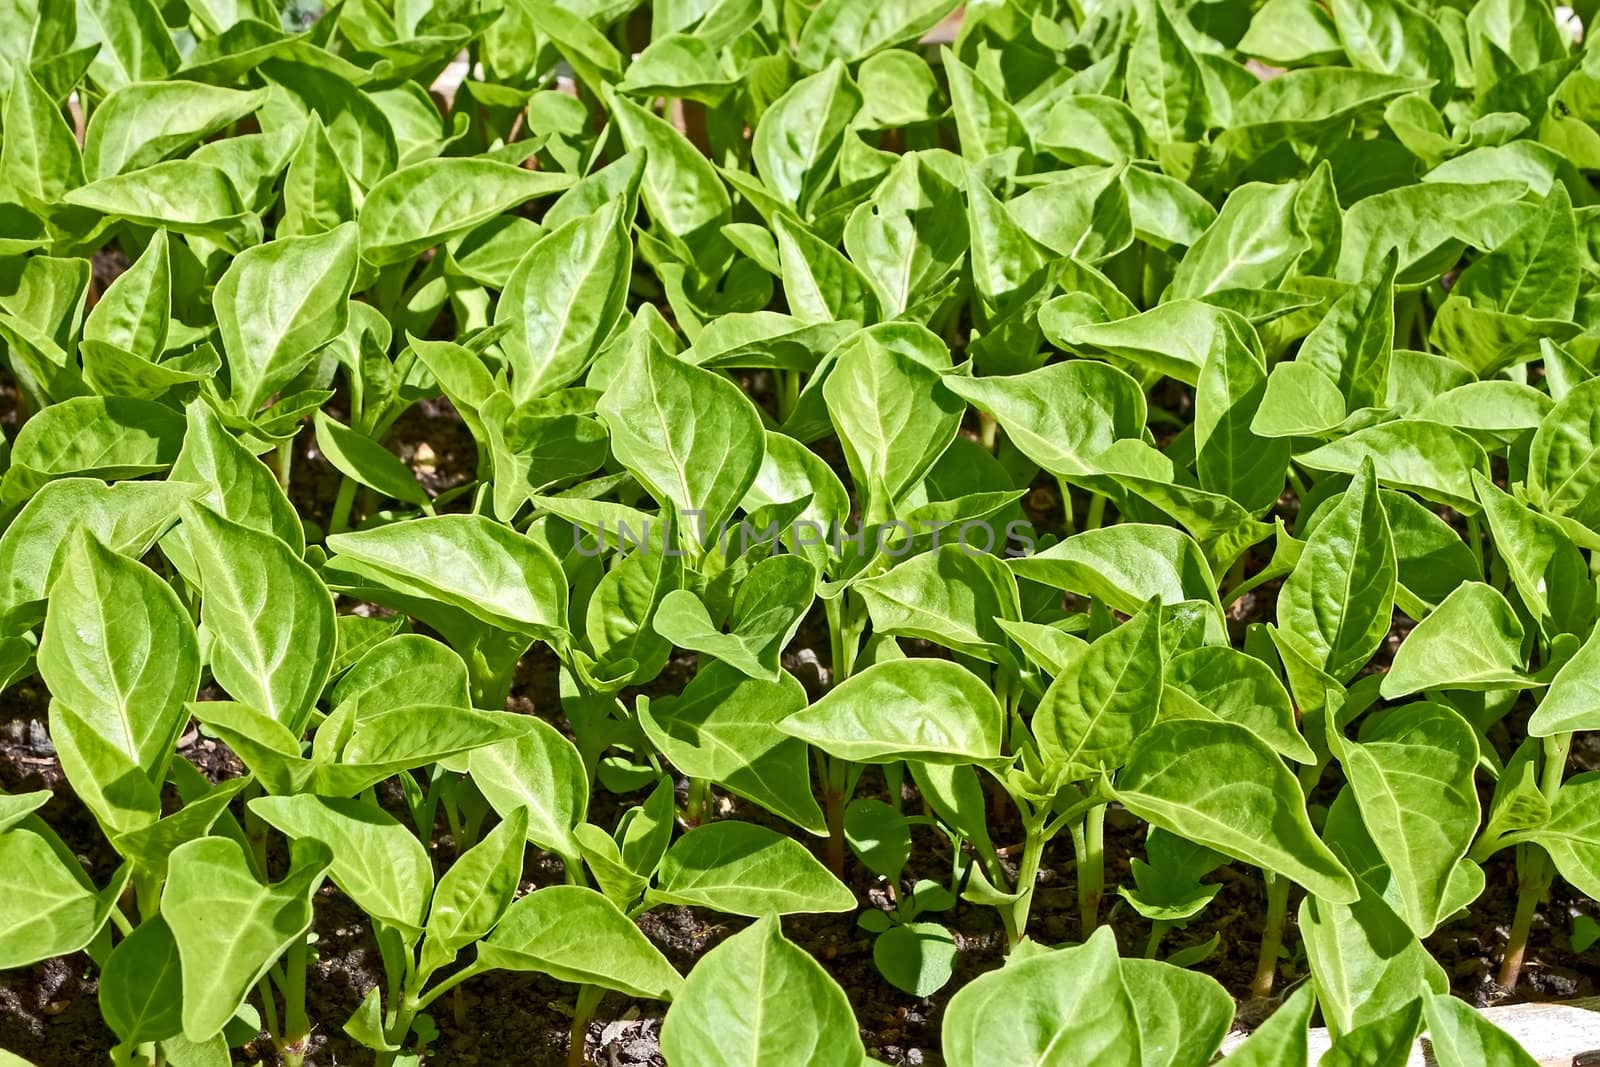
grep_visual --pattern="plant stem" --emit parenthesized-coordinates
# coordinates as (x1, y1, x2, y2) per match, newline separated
(1057, 477, 1075, 534)
(1251, 871, 1290, 999)
(328, 474, 358, 535)
(279, 937, 309, 1067)
(1085, 493, 1106, 530)
(275, 439, 294, 492)
(1144, 920, 1168, 959)
(567, 984, 604, 1067)
(822, 754, 848, 877)
(1007, 807, 1047, 949)
(1500, 852, 1547, 989)
(1500, 732, 1573, 988)
(1075, 803, 1105, 939)
(685, 776, 711, 826)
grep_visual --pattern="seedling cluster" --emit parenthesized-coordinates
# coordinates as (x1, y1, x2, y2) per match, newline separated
(0, 0, 1595, 1064)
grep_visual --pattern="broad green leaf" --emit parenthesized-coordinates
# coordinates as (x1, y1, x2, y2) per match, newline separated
(640, 665, 824, 835)
(249, 795, 433, 938)
(780, 659, 1005, 765)
(1118, 719, 1358, 903)
(598, 342, 765, 548)
(468, 717, 589, 856)
(215, 223, 358, 415)
(1422, 993, 1540, 1067)
(796, 0, 959, 69)
(1277, 461, 1396, 682)
(753, 61, 860, 214)
(83, 83, 264, 180)
(1011, 525, 1219, 616)
(660, 914, 867, 1067)
(650, 821, 855, 916)
(359, 159, 572, 267)
(1530, 774, 1600, 900)
(331, 634, 469, 721)
(2, 396, 186, 505)
(99, 917, 183, 1045)
(942, 928, 1141, 1067)
(499, 200, 633, 401)
(183, 503, 335, 732)
(1339, 703, 1481, 935)
(326, 515, 568, 638)
(0, 820, 127, 968)
(421, 807, 528, 976)
(1297, 421, 1489, 513)
(162, 836, 331, 1042)
(1299, 884, 1448, 1037)
(1164, 647, 1314, 763)
(652, 554, 815, 681)
(823, 333, 961, 523)
(39, 531, 198, 778)
(944, 361, 1146, 479)
(1036, 607, 1162, 782)
(0, 478, 194, 615)
(1382, 583, 1530, 696)
(480, 885, 683, 999)
(855, 546, 1020, 665)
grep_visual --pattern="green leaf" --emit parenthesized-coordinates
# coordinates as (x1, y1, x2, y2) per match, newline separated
(99, 917, 183, 1045)
(312, 412, 430, 510)
(653, 555, 815, 681)
(1528, 774, 1600, 899)
(358, 159, 571, 267)
(83, 82, 264, 180)
(823, 332, 961, 523)
(499, 200, 633, 401)
(1338, 703, 1482, 936)
(650, 821, 855, 916)
(780, 659, 1005, 765)
(796, 0, 959, 69)
(468, 717, 589, 857)
(856, 546, 1021, 666)
(1422, 993, 1540, 1067)
(215, 223, 359, 415)
(753, 61, 861, 214)
(326, 515, 568, 639)
(1381, 583, 1530, 696)
(1299, 883, 1448, 1037)
(597, 342, 766, 550)
(183, 502, 334, 733)
(1036, 607, 1162, 782)
(1222, 982, 1315, 1066)
(421, 807, 528, 977)
(1277, 461, 1396, 682)
(0, 820, 127, 968)
(1011, 525, 1220, 616)
(1118, 719, 1358, 904)
(479, 884, 683, 999)
(944, 361, 1146, 479)
(39, 531, 198, 779)
(661, 914, 867, 1067)
(1164, 646, 1314, 763)
(162, 836, 331, 1042)
(249, 794, 433, 939)
(1529, 622, 1600, 735)
(943, 928, 1140, 1067)
(2, 396, 186, 505)
(640, 664, 825, 835)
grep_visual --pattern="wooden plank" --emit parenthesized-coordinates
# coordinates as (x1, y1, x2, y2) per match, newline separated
(1218, 997, 1600, 1065)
